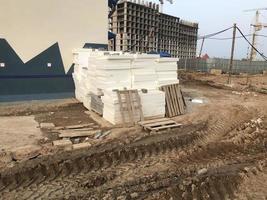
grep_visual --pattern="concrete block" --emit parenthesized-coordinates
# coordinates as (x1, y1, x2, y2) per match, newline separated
(11, 145, 41, 161)
(52, 139, 73, 151)
(40, 123, 55, 129)
(263, 70, 267, 75)
(72, 142, 92, 150)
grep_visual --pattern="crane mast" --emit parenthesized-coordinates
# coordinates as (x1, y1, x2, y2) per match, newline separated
(244, 8, 267, 61)
(159, 0, 173, 13)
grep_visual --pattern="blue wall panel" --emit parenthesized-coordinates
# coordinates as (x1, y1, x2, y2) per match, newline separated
(0, 38, 74, 100)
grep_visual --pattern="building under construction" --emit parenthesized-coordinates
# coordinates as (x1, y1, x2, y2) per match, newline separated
(109, 0, 198, 58)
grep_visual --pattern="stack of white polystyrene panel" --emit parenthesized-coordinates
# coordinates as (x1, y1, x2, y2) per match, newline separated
(131, 54, 160, 89)
(72, 49, 93, 103)
(92, 55, 133, 94)
(102, 90, 141, 125)
(155, 58, 179, 87)
(72, 50, 181, 125)
(139, 90, 166, 118)
(102, 89, 166, 124)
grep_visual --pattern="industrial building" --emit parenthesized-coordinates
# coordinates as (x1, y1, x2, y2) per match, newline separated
(109, 0, 198, 58)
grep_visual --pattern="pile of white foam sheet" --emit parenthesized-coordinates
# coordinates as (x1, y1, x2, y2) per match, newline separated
(73, 49, 179, 125)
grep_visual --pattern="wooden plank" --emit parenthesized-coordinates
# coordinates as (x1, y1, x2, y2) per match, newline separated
(173, 84, 181, 115)
(144, 120, 176, 128)
(163, 86, 173, 117)
(175, 85, 183, 114)
(72, 128, 94, 131)
(59, 130, 101, 138)
(154, 123, 182, 131)
(143, 115, 165, 121)
(163, 86, 170, 117)
(182, 93, 186, 108)
(135, 91, 144, 121)
(116, 91, 126, 127)
(124, 90, 134, 126)
(177, 85, 185, 114)
(64, 123, 95, 129)
(169, 85, 176, 115)
(167, 86, 175, 117)
(54, 123, 95, 130)
(138, 118, 171, 126)
(180, 86, 186, 108)
(171, 84, 180, 115)
(128, 90, 136, 124)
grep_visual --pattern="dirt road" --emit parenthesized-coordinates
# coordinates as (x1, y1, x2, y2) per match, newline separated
(0, 77, 266, 199)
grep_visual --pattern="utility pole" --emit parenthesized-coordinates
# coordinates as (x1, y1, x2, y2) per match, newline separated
(228, 23, 237, 84)
(244, 8, 267, 61)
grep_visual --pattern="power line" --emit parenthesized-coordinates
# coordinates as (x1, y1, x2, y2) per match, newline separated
(207, 34, 252, 40)
(198, 26, 233, 40)
(236, 26, 267, 61)
(206, 34, 267, 40)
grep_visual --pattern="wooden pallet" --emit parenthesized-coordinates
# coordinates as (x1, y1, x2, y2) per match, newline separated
(160, 83, 186, 117)
(139, 118, 182, 132)
(115, 89, 144, 127)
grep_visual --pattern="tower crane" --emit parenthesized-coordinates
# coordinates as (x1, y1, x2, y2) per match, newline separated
(244, 8, 267, 61)
(159, 0, 174, 13)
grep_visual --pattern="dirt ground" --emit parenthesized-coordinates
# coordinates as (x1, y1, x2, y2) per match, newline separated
(180, 71, 267, 93)
(0, 116, 42, 151)
(0, 72, 266, 199)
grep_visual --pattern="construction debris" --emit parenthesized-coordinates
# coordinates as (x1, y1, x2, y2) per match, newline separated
(72, 142, 92, 150)
(52, 139, 73, 151)
(58, 130, 101, 138)
(40, 123, 55, 129)
(94, 130, 112, 139)
(190, 99, 204, 104)
(54, 123, 95, 130)
(11, 145, 41, 161)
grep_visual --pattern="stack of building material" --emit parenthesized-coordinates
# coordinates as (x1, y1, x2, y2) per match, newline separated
(102, 90, 141, 125)
(102, 89, 165, 125)
(131, 54, 160, 89)
(72, 49, 179, 125)
(155, 58, 179, 87)
(139, 90, 166, 118)
(72, 49, 97, 106)
(91, 55, 133, 94)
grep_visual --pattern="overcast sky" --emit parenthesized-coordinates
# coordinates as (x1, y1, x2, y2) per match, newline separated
(158, 0, 267, 60)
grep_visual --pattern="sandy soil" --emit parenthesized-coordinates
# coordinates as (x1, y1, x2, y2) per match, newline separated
(0, 116, 42, 150)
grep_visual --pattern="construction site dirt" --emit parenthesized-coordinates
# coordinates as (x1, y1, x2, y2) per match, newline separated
(0, 72, 267, 199)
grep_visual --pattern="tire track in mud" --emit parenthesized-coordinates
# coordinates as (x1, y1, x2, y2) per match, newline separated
(72, 157, 267, 200)
(0, 108, 258, 199)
